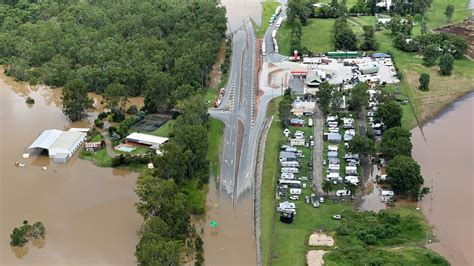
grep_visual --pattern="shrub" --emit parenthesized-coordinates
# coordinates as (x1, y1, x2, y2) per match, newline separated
(98, 112, 108, 120)
(439, 53, 454, 76)
(418, 73, 430, 91)
(127, 105, 138, 114)
(25, 96, 35, 105)
(94, 119, 104, 129)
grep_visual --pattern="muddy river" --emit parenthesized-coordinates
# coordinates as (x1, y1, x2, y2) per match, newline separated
(0, 73, 143, 264)
(412, 93, 474, 266)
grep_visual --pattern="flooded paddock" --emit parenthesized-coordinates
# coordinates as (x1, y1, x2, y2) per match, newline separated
(412, 93, 474, 266)
(0, 73, 142, 265)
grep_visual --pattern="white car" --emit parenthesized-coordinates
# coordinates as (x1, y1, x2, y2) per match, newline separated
(319, 197, 325, 203)
(290, 195, 299, 200)
(332, 214, 342, 220)
(300, 176, 308, 181)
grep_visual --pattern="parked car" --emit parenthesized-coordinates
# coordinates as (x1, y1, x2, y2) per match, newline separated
(332, 214, 341, 220)
(290, 195, 299, 200)
(319, 197, 325, 203)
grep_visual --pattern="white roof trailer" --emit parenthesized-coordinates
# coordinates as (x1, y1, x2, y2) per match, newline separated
(275, 6, 282, 15)
(275, 17, 283, 29)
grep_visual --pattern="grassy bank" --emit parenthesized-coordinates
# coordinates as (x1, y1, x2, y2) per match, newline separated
(79, 149, 112, 167)
(207, 118, 225, 178)
(255, 1, 280, 38)
(147, 119, 176, 137)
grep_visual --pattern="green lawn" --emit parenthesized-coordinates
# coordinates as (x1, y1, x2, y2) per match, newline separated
(207, 118, 225, 178)
(147, 119, 176, 137)
(79, 149, 112, 167)
(278, 18, 364, 55)
(255, 1, 281, 38)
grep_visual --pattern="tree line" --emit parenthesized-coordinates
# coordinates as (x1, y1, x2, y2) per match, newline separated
(0, 0, 227, 120)
(135, 94, 211, 265)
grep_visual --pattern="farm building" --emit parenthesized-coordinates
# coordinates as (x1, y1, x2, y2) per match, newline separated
(125, 133, 169, 150)
(28, 129, 87, 163)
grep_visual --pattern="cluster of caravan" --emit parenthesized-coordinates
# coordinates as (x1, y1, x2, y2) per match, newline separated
(323, 115, 360, 197)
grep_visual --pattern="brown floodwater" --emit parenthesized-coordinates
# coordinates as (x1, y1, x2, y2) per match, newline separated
(412, 93, 474, 266)
(221, 0, 262, 31)
(0, 73, 142, 265)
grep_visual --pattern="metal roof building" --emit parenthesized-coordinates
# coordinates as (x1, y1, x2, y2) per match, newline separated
(125, 133, 169, 149)
(28, 129, 87, 163)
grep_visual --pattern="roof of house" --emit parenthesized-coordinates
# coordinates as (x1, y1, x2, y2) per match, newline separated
(126, 133, 169, 146)
(50, 131, 86, 151)
(305, 72, 323, 85)
(290, 118, 304, 124)
(327, 133, 341, 141)
(29, 129, 63, 150)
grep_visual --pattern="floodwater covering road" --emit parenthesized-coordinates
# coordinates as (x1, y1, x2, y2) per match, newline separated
(412, 93, 474, 266)
(0, 72, 142, 264)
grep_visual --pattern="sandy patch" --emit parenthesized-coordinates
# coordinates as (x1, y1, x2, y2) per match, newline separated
(309, 232, 334, 246)
(307, 250, 328, 266)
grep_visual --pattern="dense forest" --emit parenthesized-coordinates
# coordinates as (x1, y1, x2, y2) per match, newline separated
(0, 0, 227, 112)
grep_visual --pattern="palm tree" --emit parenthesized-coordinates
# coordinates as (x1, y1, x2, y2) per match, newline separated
(322, 180, 334, 196)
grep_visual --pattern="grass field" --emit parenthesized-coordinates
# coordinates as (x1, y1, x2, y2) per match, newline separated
(277, 18, 364, 55)
(207, 118, 225, 178)
(255, 1, 281, 38)
(79, 149, 112, 167)
(147, 119, 176, 137)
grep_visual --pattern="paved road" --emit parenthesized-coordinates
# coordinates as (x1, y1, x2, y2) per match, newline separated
(312, 105, 325, 195)
(209, 5, 287, 201)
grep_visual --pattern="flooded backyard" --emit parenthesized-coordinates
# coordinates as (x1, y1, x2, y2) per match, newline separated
(0, 73, 142, 264)
(412, 93, 474, 266)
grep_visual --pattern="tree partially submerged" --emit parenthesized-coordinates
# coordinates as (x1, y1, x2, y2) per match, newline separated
(387, 155, 424, 199)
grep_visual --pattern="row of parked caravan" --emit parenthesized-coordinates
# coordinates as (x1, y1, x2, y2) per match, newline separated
(323, 114, 361, 196)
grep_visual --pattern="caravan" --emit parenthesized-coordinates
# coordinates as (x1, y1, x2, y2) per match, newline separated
(281, 167, 300, 174)
(281, 161, 300, 168)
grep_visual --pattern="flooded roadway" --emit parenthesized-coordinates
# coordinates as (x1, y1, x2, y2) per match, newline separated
(201, 1, 262, 265)
(412, 93, 474, 266)
(0, 72, 142, 265)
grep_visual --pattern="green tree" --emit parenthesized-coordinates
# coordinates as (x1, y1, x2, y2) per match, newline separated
(348, 135, 376, 156)
(335, 23, 358, 50)
(348, 82, 369, 113)
(444, 5, 454, 23)
(418, 73, 430, 91)
(422, 44, 439, 66)
(316, 82, 332, 115)
(387, 155, 424, 199)
(135, 235, 182, 266)
(439, 53, 454, 76)
(322, 180, 335, 195)
(61, 79, 93, 121)
(375, 101, 402, 129)
(345, 182, 358, 199)
(287, 0, 314, 25)
(420, 20, 428, 35)
(360, 25, 378, 51)
(380, 127, 412, 159)
(104, 83, 129, 113)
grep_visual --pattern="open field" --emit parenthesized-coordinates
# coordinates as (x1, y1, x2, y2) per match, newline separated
(255, 1, 280, 38)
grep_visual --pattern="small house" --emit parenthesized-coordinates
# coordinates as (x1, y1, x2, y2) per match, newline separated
(84, 141, 103, 152)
